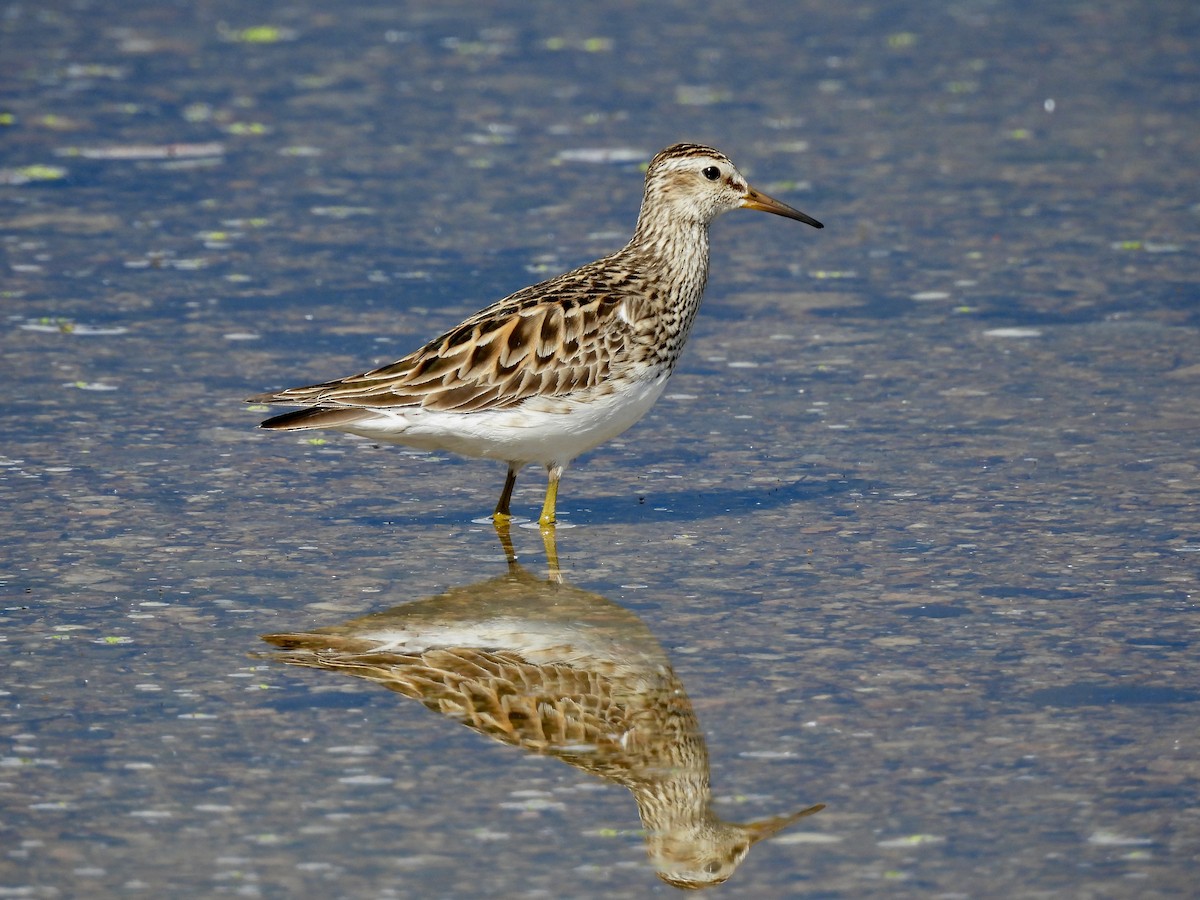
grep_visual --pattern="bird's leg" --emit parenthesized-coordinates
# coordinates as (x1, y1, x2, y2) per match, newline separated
(493, 464, 519, 524)
(492, 516, 519, 571)
(539, 521, 562, 583)
(538, 464, 562, 528)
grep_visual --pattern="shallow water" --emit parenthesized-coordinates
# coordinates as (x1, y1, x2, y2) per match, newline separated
(2, 0, 1198, 897)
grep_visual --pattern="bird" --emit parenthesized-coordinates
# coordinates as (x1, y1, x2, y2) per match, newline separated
(261, 524, 825, 888)
(247, 142, 822, 526)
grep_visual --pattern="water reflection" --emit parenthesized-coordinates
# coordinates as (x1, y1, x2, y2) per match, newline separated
(261, 525, 823, 889)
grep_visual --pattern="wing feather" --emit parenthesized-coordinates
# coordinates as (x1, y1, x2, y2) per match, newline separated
(249, 261, 651, 419)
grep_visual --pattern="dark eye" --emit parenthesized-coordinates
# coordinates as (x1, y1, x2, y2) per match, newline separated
(701, 166, 721, 181)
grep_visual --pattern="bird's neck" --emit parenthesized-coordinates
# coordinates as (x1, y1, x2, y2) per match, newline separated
(633, 769, 715, 834)
(626, 212, 711, 310)
(605, 213, 712, 373)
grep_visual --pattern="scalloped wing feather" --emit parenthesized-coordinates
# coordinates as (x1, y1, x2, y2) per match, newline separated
(250, 264, 649, 420)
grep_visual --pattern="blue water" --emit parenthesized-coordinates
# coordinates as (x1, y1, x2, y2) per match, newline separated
(2, 1, 1197, 896)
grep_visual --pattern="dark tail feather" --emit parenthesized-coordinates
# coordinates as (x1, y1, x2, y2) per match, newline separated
(258, 406, 372, 431)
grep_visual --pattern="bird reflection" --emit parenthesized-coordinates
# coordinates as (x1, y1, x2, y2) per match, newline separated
(261, 524, 823, 889)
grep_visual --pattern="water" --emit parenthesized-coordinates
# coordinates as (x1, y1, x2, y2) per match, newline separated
(2, 0, 1198, 896)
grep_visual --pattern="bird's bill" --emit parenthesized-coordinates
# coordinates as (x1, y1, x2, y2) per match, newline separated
(744, 802, 827, 845)
(741, 187, 824, 229)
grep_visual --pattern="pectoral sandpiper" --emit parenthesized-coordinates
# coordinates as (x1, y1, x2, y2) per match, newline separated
(261, 524, 824, 888)
(248, 143, 822, 525)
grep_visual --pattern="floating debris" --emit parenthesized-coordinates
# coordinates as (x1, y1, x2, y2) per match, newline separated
(772, 832, 843, 845)
(1087, 831, 1153, 846)
(675, 84, 731, 106)
(336, 774, 393, 786)
(64, 63, 126, 79)
(0, 164, 68, 185)
(196, 229, 241, 248)
(64, 381, 119, 391)
(556, 147, 646, 164)
(55, 142, 224, 160)
(878, 833, 944, 848)
(219, 24, 298, 44)
(1111, 240, 1181, 253)
(172, 258, 208, 270)
(224, 122, 271, 136)
(182, 103, 214, 123)
(983, 327, 1042, 338)
(310, 206, 374, 218)
(20, 318, 128, 336)
(543, 36, 613, 52)
(807, 269, 858, 279)
(34, 113, 83, 131)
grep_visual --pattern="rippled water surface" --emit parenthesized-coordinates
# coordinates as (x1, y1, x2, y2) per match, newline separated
(2, 1, 1198, 897)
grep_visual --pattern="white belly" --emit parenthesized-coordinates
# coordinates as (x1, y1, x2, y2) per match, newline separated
(338, 375, 671, 468)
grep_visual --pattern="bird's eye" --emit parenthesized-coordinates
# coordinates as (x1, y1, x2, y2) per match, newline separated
(701, 166, 721, 181)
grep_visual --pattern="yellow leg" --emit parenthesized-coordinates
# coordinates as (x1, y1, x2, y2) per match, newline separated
(493, 464, 519, 524)
(539, 522, 562, 583)
(493, 504, 561, 582)
(538, 465, 562, 527)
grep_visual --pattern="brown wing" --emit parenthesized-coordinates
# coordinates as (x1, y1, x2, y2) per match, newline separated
(248, 261, 652, 419)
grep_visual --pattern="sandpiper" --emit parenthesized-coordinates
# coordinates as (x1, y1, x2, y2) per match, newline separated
(261, 523, 825, 888)
(248, 143, 822, 525)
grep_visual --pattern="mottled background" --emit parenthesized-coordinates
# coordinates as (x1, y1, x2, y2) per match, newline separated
(2, 0, 1198, 897)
